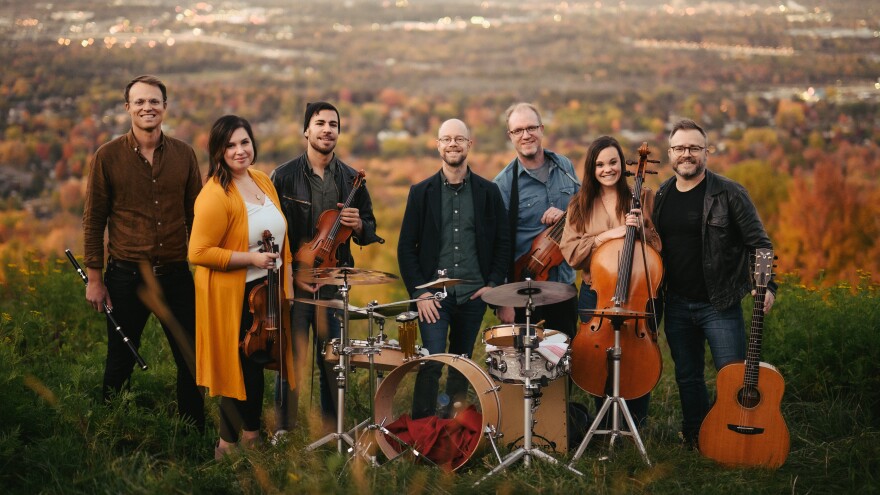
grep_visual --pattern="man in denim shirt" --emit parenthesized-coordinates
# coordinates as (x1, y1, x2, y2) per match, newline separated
(493, 103, 580, 337)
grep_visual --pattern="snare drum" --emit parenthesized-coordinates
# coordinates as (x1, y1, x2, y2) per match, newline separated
(483, 323, 544, 347)
(374, 354, 501, 471)
(485, 329, 571, 384)
(323, 338, 422, 372)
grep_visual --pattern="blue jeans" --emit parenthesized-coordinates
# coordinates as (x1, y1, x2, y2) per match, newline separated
(663, 291, 745, 439)
(577, 284, 650, 428)
(274, 288, 341, 431)
(411, 296, 487, 419)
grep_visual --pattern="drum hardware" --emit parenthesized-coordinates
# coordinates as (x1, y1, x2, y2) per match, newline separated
(568, 307, 653, 467)
(476, 280, 583, 485)
(373, 354, 503, 471)
(303, 267, 397, 454)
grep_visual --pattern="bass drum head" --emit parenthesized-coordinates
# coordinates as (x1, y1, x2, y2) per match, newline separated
(373, 353, 501, 471)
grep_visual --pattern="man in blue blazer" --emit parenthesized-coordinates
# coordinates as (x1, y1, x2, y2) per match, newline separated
(397, 118, 510, 419)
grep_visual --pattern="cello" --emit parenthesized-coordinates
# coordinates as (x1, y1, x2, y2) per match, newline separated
(513, 212, 567, 282)
(569, 143, 663, 400)
(241, 230, 287, 371)
(295, 170, 366, 268)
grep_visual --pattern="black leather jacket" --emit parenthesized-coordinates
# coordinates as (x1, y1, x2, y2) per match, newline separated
(271, 154, 383, 268)
(652, 169, 776, 311)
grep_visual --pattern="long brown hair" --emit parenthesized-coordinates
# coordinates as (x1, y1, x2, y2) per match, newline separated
(567, 135, 631, 232)
(207, 115, 258, 191)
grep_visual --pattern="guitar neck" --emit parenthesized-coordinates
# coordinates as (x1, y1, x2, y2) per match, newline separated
(744, 286, 765, 388)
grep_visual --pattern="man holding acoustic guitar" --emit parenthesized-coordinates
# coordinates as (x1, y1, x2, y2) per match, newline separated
(271, 102, 384, 439)
(652, 118, 778, 452)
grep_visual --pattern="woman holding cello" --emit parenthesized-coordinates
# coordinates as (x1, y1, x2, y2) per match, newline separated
(189, 115, 295, 459)
(559, 135, 662, 427)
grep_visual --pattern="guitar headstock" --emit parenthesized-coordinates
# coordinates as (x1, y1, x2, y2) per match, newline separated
(753, 248, 773, 289)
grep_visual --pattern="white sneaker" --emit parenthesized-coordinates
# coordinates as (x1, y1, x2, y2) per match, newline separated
(270, 429, 289, 446)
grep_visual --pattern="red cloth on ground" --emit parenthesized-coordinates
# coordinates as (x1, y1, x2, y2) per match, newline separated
(384, 405, 483, 471)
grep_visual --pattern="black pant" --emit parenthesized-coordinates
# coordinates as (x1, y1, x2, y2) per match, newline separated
(102, 262, 204, 430)
(219, 278, 269, 443)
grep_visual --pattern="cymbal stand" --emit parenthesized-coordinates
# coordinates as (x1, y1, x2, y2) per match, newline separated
(477, 280, 583, 485)
(568, 312, 651, 467)
(307, 272, 355, 453)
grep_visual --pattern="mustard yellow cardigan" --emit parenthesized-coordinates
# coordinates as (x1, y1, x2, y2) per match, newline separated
(189, 169, 295, 400)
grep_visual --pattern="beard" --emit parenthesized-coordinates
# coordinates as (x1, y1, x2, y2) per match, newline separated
(673, 157, 706, 179)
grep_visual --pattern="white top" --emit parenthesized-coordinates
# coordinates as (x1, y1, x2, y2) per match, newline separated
(244, 197, 286, 283)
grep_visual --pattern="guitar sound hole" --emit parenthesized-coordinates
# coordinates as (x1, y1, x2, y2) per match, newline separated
(737, 386, 761, 409)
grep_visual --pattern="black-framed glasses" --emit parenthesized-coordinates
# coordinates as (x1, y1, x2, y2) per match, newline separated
(669, 145, 705, 155)
(438, 136, 470, 145)
(508, 125, 542, 137)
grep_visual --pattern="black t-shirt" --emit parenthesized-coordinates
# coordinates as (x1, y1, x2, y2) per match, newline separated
(659, 178, 709, 301)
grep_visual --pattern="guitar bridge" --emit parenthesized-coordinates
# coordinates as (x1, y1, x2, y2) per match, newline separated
(726, 425, 765, 435)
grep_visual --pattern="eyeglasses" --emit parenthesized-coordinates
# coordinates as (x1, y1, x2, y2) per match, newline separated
(438, 136, 470, 145)
(669, 145, 705, 155)
(508, 125, 542, 137)
(130, 98, 164, 108)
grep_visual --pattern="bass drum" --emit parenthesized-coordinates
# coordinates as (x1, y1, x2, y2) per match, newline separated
(373, 354, 501, 471)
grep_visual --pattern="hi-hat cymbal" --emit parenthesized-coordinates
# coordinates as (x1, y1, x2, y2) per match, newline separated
(296, 267, 398, 285)
(415, 277, 471, 290)
(480, 280, 576, 307)
(292, 298, 409, 320)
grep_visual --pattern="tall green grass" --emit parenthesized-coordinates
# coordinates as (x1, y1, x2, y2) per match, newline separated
(1, 254, 877, 494)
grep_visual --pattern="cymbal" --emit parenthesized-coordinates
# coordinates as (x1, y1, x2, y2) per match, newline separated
(579, 306, 654, 320)
(480, 280, 576, 307)
(296, 267, 398, 285)
(293, 298, 404, 320)
(415, 277, 471, 290)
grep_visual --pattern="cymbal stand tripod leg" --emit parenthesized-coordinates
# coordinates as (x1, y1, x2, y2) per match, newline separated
(568, 315, 651, 466)
(307, 276, 355, 453)
(476, 287, 583, 486)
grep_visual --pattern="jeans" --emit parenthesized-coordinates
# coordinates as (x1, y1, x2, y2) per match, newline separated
(411, 296, 487, 419)
(663, 291, 745, 439)
(577, 284, 650, 428)
(274, 288, 341, 431)
(103, 263, 204, 430)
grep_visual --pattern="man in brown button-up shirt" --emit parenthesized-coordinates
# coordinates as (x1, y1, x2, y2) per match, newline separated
(82, 75, 204, 430)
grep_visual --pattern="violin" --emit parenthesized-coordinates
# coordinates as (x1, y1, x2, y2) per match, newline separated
(569, 143, 663, 400)
(241, 230, 286, 371)
(294, 170, 366, 268)
(513, 212, 567, 282)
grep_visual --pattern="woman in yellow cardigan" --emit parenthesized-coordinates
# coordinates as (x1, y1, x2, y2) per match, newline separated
(559, 135, 662, 428)
(189, 115, 295, 459)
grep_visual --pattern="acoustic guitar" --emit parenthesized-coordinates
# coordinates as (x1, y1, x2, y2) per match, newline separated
(698, 248, 789, 468)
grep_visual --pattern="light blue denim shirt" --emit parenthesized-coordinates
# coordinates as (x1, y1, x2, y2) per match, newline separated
(493, 149, 580, 284)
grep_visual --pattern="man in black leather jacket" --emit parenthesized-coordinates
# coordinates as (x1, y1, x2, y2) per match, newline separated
(270, 102, 383, 438)
(652, 118, 776, 447)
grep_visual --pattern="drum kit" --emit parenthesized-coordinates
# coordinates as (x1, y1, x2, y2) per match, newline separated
(294, 266, 641, 477)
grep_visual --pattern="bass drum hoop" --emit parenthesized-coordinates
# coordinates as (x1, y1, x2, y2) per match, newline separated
(373, 353, 501, 471)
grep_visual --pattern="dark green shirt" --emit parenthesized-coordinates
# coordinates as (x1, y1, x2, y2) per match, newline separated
(306, 155, 340, 228)
(438, 169, 483, 303)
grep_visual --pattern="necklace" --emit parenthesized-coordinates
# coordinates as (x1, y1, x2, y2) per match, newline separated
(235, 176, 262, 202)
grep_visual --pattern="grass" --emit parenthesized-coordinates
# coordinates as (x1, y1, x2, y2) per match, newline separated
(1, 254, 878, 494)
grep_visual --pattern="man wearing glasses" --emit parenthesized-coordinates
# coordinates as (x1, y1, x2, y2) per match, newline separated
(652, 118, 776, 448)
(398, 119, 510, 419)
(82, 74, 204, 431)
(493, 102, 580, 338)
